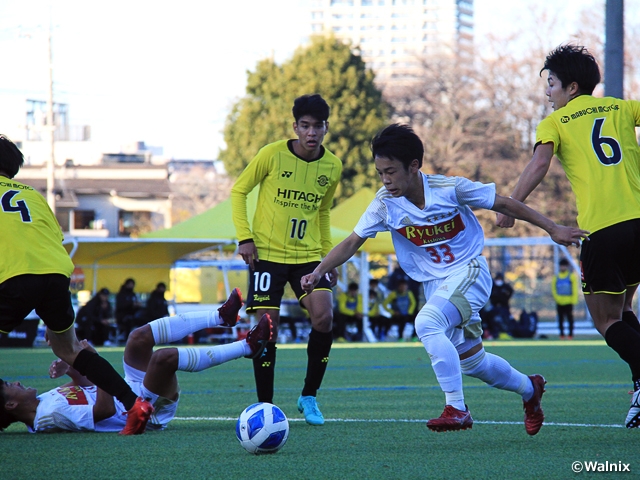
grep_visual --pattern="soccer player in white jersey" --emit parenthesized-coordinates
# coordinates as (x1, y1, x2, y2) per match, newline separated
(301, 124, 588, 434)
(0, 289, 273, 433)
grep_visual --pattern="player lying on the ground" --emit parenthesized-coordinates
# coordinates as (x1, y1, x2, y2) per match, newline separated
(302, 124, 589, 435)
(1, 134, 153, 435)
(0, 289, 273, 433)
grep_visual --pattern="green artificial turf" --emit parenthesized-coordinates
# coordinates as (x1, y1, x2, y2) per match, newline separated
(2, 341, 637, 479)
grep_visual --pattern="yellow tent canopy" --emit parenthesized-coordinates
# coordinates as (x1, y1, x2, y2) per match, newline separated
(64, 237, 233, 294)
(142, 187, 353, 247)
(330, 187, 394, 254)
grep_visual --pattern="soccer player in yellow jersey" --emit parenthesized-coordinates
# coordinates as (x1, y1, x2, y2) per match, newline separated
(231, 94, 342, 425)
(496, 45, 640, 428)
(0, 135, 153, 435)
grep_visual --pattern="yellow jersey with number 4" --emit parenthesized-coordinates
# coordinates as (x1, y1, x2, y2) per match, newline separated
(231, 139, 342, 264)
(536, 95, 640, 233)
(0, 178, 74, 284)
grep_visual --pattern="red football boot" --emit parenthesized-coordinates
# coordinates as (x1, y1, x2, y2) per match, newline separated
(427, 405, 473, 432)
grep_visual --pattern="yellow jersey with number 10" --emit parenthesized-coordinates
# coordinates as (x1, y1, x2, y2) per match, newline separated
(231, 139, 342, 264)
(0, 178, 74, 284)
(536, 95, 640, 233)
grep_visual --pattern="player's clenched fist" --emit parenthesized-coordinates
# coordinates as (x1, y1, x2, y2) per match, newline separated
(301, 273, 321, 294)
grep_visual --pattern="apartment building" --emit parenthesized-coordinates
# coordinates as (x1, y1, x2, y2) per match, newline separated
(309, 0, 473, 83)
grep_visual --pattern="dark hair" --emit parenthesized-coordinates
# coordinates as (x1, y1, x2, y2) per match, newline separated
(0, 135, 25, 179)
(541, 45, 601, 95)
(156, 282, 166, 289)
(370, 124, 424, 169)
(348, 282, 359, 291)
(292, 94, 330, 122)
(559, 258, 570, 266)
(99, 288, 110, 296)
(0, 380, 18, 431)
(494, 272, 504, 280)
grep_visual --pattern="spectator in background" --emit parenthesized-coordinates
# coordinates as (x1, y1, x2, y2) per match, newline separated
(387, 264, 422, 307)
(552, 259, 580, 339)
(76, 288, 114, 346)
(488, 273, 514, 338)
(384, 279, 417, 341)
(334, 282, 363, 342)
(146, 282, 170, 323)
(115, 278, 143, 341)
(368, 279, 389, 341)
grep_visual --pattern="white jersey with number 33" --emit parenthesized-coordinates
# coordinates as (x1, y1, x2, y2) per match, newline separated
(354, 172, 496, 282)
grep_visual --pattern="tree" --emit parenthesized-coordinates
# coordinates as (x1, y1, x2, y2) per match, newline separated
(169, 162, 233, 223)
(219, 35, 389, 202)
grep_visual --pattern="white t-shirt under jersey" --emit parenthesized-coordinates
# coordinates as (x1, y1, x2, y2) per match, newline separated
(354, 173, 496, 282)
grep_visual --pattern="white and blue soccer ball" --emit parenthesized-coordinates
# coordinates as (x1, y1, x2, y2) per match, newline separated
(236, 402, 289, 455)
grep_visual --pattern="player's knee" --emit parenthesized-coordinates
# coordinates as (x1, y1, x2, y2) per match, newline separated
(149, 347, 178, 371)
(126, 325, 154, 350)
(460, 348, 485, 376)
(310, 309, 333, 332)
(415, 304, 448, 338)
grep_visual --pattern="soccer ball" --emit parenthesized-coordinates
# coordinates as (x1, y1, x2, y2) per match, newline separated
(235, 402, 289, 455)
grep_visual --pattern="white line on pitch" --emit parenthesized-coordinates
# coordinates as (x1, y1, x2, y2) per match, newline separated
(174, 416, 624, 428)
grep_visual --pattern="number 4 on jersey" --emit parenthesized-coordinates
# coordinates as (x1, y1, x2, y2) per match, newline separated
(1, 190, 32, 222)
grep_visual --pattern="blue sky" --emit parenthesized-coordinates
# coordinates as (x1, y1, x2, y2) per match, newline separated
(0, 0, 634, 159)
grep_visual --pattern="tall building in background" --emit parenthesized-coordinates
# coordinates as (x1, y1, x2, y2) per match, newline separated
(309, 0, 473, 84)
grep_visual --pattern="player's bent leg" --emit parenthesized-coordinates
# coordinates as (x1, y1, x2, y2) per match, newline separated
(457, 338, 544, 435)
(171, 314, 272, 375)
(459, 340, 533, 396)
(142, 348, 180, 400)
(304, 290, 334, 333)
(124, 325, 156, 372)
(416, 304, 469, 431)
(149, 309, 232, 346)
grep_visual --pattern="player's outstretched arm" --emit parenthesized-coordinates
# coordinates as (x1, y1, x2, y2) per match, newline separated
(301, 232, 367, 293)
(492, 195, 589, 247)
(496, 143, 554, 228)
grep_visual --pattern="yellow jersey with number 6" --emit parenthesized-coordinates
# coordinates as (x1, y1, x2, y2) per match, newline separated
(536, 95, 640, 233)
(0, 178, 74, 284)
(231, 139, 342, 264)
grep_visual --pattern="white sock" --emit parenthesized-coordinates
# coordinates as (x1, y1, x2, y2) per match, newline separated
(460, 349, 533, 400)
(177, 341, 249, 372)
(421, 332, 464, 409)
(444, 391, 466, 411)
(150, 311, 222, 344)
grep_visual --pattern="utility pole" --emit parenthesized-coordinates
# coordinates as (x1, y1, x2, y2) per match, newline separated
(46, 16, 56, 213)
(604, 0, 624, 98)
